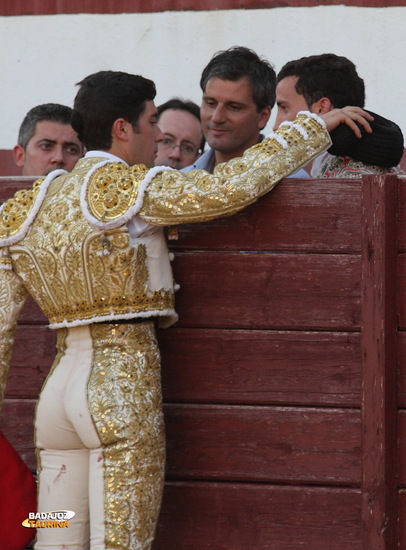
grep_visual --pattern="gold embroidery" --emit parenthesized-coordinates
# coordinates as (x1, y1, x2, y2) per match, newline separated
(0, 269, 28, 410)
(86, 162, 148, 221)
(139, 112, 331, 225)
(0, 247, 12, 269)
(88, 322, 165, 549)
(0, 178, 45, 239)
(7, 158, 175, 327)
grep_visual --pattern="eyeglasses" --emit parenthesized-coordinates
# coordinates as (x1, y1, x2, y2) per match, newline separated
(159, 135, 200, 157)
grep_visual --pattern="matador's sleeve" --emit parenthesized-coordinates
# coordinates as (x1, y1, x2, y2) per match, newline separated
(138, 111, 331, 225)
(83, 112, 331, 230)
(0, 255, 28, 412)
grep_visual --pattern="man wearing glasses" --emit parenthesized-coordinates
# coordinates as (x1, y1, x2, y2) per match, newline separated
(154, 98, 205, 169)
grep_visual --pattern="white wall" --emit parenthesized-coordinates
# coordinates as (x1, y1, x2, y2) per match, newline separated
(0, 5, 405, 149)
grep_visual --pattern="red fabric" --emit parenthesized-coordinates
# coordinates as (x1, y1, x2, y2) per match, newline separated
(0, 431, 37, 550)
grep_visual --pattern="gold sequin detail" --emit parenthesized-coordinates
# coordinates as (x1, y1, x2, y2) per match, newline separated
(139, 113, 331, 225)
(88, 322, 165, 549)
(6, 157, 175, 327)
(0, 269, 28, 410)
(0, 178, 45, 238)
(86, 162, 148, 221)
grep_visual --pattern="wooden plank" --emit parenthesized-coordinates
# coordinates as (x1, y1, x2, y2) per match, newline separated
(397, 411, 406, 486)
(173, 252, 361, 330)
(17, 295, 48, 324)
(397, 332, 406, 407)
(0, 399, 36, 471)
(399, 490, 406, 549)
(164, 404, 361, 484)
(6, 325, 54, 397)
(0, 177, 35, 199)
(396, 176, 406, 252)
(153, 482, 362, 550)
(2, 400, 361, 484)
(159, 328, 361, 406)
(12, 259, 363, 331)
(361, 174, 398, 549)
(397, 255, 406, 329)
(391, 411, 406, 550)
(0, 177, 362, 252)
(169, 178, 361, 253)
(8, 326, 361, 406)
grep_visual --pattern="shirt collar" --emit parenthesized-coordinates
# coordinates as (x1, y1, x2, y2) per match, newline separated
(85, 150, 129, 166)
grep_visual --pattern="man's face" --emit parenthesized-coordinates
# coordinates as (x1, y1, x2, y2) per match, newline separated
(200, 76, 271, 163)
(127, 100, 163, 168)
(14, 120, 83, 176)
(155, 109, 203, 169)
(273, 76, 309, 130)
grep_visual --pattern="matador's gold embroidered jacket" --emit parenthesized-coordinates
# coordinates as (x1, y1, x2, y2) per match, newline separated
(0, 112, 331, 408)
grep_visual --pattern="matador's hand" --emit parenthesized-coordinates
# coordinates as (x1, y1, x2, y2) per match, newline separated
(322, 106, 374, 137)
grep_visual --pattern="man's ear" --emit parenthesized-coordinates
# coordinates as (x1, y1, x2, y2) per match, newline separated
(311, 97, 333, 115)
(111, 118, 132, 142)
(13, 144, 25, 168)
(258, 105, 272, 130)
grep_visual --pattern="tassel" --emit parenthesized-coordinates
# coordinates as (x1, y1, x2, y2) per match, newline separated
(168, 227, 178, 241)
(96, 234, 112, 257)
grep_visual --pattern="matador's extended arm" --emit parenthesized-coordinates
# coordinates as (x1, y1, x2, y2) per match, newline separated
(84, 112, 331, 228)
(139, 112, 330, 225)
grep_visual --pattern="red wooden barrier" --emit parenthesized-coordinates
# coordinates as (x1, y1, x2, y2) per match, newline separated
(0, 174, 404, 549)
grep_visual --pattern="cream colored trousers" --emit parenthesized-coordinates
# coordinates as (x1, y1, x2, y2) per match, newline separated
(34, 322, 165, 550)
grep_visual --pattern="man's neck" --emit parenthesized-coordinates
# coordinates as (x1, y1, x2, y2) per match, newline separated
(213, 134, 263, 168)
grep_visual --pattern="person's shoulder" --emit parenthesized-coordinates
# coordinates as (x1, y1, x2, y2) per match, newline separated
(328, 109, 404, 169)
(316, 153, 393, 178)
(84, 161, 149, 227)
(0, 175, 49, 245)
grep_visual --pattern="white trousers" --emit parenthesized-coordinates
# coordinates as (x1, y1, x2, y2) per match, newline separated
(34, 322, 165, 550)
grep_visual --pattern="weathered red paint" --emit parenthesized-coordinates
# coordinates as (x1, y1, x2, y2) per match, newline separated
(0, 0, 404, 16)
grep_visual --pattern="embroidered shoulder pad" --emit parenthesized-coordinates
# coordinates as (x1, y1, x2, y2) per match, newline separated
(85, 162, 148, 223)
(0, 178, 45, 241)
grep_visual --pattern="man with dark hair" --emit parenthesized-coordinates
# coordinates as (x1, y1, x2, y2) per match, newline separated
(13, 103, 83, 176)
(0, 69, 370, 549)
(184, 46, 309, 177)
(274, 53, 404, 177)
(155, 98, 205, 169)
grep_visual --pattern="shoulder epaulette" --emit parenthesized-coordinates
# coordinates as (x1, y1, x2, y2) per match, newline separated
(0, 177, 45, 243)
(82, 161, 167, 230)
(0, 169, 67, 246)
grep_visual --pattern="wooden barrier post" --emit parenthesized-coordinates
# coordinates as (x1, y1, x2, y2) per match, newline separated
(361, 174, 398, 549)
